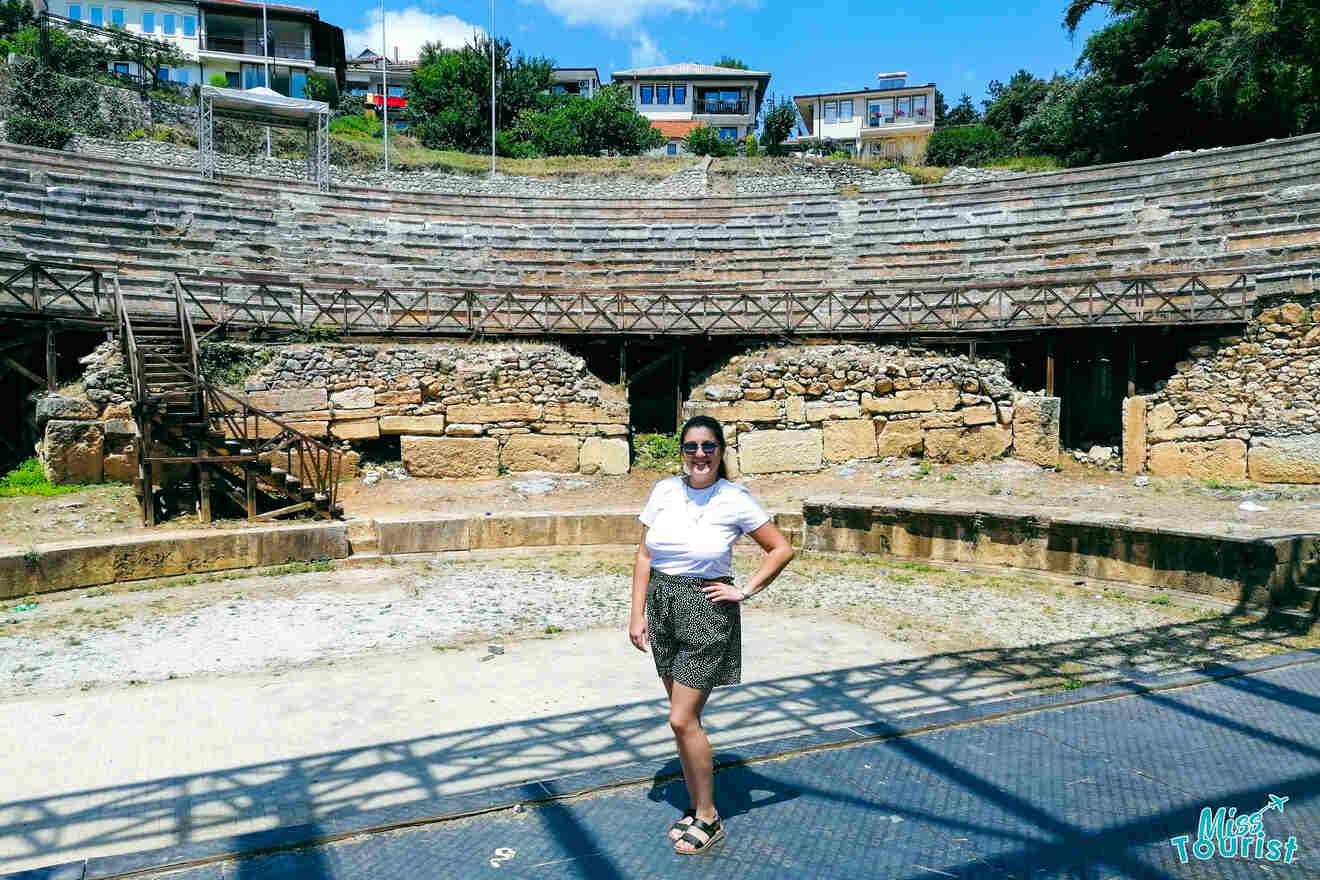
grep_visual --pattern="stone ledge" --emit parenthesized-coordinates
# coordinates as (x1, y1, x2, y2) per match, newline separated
(0, 522, 350, 599)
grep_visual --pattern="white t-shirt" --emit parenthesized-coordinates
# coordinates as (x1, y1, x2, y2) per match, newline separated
(639, 476, 771, 579)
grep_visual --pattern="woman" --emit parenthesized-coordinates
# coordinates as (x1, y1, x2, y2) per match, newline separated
(628, 415, 795, 855)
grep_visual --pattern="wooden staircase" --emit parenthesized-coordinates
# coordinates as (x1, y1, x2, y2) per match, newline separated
(116, 279, 344, 526)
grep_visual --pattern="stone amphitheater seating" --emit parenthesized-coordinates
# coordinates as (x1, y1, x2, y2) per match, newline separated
(1, 134, 1319, 322)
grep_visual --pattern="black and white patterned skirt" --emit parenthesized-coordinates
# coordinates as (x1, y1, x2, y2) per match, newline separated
(646, 568, 742, 690)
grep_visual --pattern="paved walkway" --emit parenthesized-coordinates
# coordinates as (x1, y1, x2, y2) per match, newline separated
(7, 651, 1317, 879)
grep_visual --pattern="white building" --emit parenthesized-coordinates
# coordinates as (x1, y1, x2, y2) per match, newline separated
(55, 0, 345, 96)
(793, 72, 935, 161)
(550, 67, 600, 98)
(611, 62, 770, 155)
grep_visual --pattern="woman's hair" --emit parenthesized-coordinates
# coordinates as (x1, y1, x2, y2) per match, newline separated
(679, 415, 729, 481)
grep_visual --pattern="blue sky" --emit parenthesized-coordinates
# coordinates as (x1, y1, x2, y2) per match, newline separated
(328, 0, 1110, 110)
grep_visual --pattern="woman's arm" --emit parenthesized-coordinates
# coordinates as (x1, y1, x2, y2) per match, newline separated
(703, 520, 795, 603)
(629, 528, 652, 652)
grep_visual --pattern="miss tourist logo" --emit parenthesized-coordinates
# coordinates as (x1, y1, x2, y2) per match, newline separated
(1170, 794, 1299, 864)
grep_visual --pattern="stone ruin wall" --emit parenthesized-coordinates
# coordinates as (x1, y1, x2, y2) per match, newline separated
(36, 341, 631, 484)
(683, 344, 1061, 475)
(1124, 292, 1320, 483)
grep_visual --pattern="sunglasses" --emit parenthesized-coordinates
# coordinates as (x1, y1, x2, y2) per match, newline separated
(681, 442, 720, 454)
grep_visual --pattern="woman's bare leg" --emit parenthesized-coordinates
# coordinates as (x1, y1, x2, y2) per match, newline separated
(668, 681, 716, 851)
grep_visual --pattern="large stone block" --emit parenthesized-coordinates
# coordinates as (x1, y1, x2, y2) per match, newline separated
(402, 436, 499, 479)
(380, 415, 446, 435)
(103, 446, 138, 483)
(543, 401, 628, 423)
(926, 425, 1012, 463)
(35, 395, 98, 428)
(683, 399, 781, 423)
(245, 388, 328, 413)
(1147, 439, 1247, 480)
(804, 402, 863, 422)
(447, 402, 543, 424)
(1123, 396, 1147, 475)
(330, 387, 375, 409)
(1013, 396, 1061, 468)
(862, 389, 960, 414)
(1247, 436, 1320, 483)
(42, 420, 104, 484)
(502, 434, 580, 473)
(579, 437, 630, 475)
(738, 429, 823, 474)
(1147, 402, 1178, 432)
(224, 418, 329, 440)
(823, 420, 878, 461)
(876, 419, 924, 457)
(331, 419, 380, 441)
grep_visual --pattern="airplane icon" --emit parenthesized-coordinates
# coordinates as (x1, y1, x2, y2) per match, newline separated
(1248, 794, 1288, 820)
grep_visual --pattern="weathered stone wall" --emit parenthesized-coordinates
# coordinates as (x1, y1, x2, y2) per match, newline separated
(37, 341, 630, 484)
(1126, 292, 1320, 483)
(683, 344, 1059, 474)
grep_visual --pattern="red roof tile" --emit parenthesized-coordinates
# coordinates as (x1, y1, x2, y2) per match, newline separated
(651, 120, 702, 138)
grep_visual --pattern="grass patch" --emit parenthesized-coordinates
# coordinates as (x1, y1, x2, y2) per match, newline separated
(633, 432, 681, 474)
(1058, 679, 1085, 690)
(981, 155, 1063, 172)
(544, 625, 564, 634)
(0, 458, 91, 497)
(1201, 478, 1251, 491)
(331, 135, 690, 179)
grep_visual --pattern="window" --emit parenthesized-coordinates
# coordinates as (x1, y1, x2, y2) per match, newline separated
(141, 11, 153, 32)
(667, 142, 677, 156)
(182, 15, 195, 36)
(113, 61, 129, 74)
(823, 101, 837, 123)
(839, 100, 853, 121)
(67, 4, 81, 20)
(388, 86, 403, 97)
(869, 97, 894, 125)
(895, 96, 912, 119)
(290, 71, 307, 98)
(718, 127, 738, 141)
(697, 88, 744, 114)
(639, 85, 653, 104)
(242, 63, 266, 89)
(673, 85, 686, 105)
(162, 14, 174, 34)
(157, 67, 170, 82)
(225, 71, 240, 88)
(175, 70, 188, 84)
(913, 94, 928, 118)
(110, 7, 123, 26)
(656, 85, 669, 105)
(89, 7, 102, 26)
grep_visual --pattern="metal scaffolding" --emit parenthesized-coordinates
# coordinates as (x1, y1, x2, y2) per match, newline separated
(197, 86, 333, 192)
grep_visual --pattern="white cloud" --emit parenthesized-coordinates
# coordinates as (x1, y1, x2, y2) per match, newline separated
(342, 7, 486, 61)
(629, 32, 665, 68)
(533, 0, 758, 30)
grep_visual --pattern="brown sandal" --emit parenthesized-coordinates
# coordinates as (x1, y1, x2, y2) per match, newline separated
(674, 815, 724, 854)
(666, 809, 696, 841)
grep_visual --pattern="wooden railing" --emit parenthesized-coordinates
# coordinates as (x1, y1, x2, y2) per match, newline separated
(0, 258, 105, 319)
(112, 277, 145, 411)
(175, 269, 1258, 336)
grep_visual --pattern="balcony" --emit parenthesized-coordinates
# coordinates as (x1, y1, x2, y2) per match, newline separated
(863, 112, 930, 129)
(202, 36, 312, 61)
(692, 98, 749, 115)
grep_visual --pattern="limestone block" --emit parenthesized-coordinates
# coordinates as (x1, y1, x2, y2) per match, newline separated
(225, 418, 329, 440)
(42, 420, 104, 484)
(447, 403, 543, 423)
(961, 405, 996, 426)
(103, 446, 138, 483)
(375, 390, 422, 406)
(445, 424, 485, 437)
(723, 444, 741, 480)
(380, 415, 446, 435)
(823, 420, 878, 462)
(502, 435, 580, 473)
(925, 425, 1012, 463)
(36, 395, 98, 427)
(738, 429, 823, 474)
(102, 402, 133, 420)
(1279, 303, 1306, 324)
(1149, 426, 1227, 442)
(683, 399, 781, 422)
(785, 396, 805, 423)
(1247, 436, 1320, 483)
(580, 437, 630, 476)
(403, 436, 499, 479)
(1013, 396, 1060, 468)
(1123, 396, 1147, 475)
(861, 389, 960, 414)
(245, 388, 328, 413)
(876, 419, 923, 457)
(920, 412, 963, 429)
(331, 419, 380, 440)
(1147, 403, 1178, 432)
(284, 449, 359, 483)
(543, 401, 628, 423)
(1147, 440, 1247, 480)
(102, 419, 138, 438)
(804, 402, 863, 422)
(330, 387, 375, 409)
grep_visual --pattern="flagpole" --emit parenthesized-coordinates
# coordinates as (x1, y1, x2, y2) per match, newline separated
(489, 0, 495, 177)
(381, 0, 389, 174)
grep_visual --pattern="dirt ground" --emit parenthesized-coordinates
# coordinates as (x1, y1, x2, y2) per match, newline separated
(3, 456, 1317, 551)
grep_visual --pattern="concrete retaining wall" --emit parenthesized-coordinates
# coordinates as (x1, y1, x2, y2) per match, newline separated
(802, 498, 1316, 605)
(0, 522, 350, 599)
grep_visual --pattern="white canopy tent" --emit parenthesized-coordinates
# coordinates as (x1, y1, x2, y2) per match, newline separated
(198, 86, 333, 192)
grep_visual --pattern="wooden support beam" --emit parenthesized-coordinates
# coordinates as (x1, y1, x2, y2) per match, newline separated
(199, 466, 212, 524)
(1045, 336, 1056, 397)
(250, 500, 314, 521)
(674, 344, 685, 432)
(2, 356, 45, 387)
(45, 325, 57, 392)
(1127, 334, 1137, 399)
(619, 339, 628, 386)
(246, 469, 257, 518)
(968, 340, 978, 362)
(139, 420, 155, 528)
(146, 455, 260, 464)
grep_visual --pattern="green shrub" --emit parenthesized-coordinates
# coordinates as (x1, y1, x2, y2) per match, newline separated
(209, 73, 229, 88)
(0, 458, 88, 496)
(684, 125, 736, 157)
(633, 432, 681, 472)
(330, 113, 383, 140)
(6, 114, 74, 149)
(198, 342, 275, 386)
(924, 124, 1012, 166)
(744, 134, 759, 157)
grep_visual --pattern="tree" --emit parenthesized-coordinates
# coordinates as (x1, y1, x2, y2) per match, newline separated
(758, 93, 797, 155)
(407, 34, 553, 153)
(933, 89, 948, 125)
(714, 56, 749, 70)
(940, 93, 980, 128)
(106, 29, 188, 92)
(509, 83, 663, 156)
(0, 0, 33, 39)
(209, 73, 228, 87)
(685, 124, 737, 156)
(981, 69, 1053, 138)
(0, 26, 108, 77)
